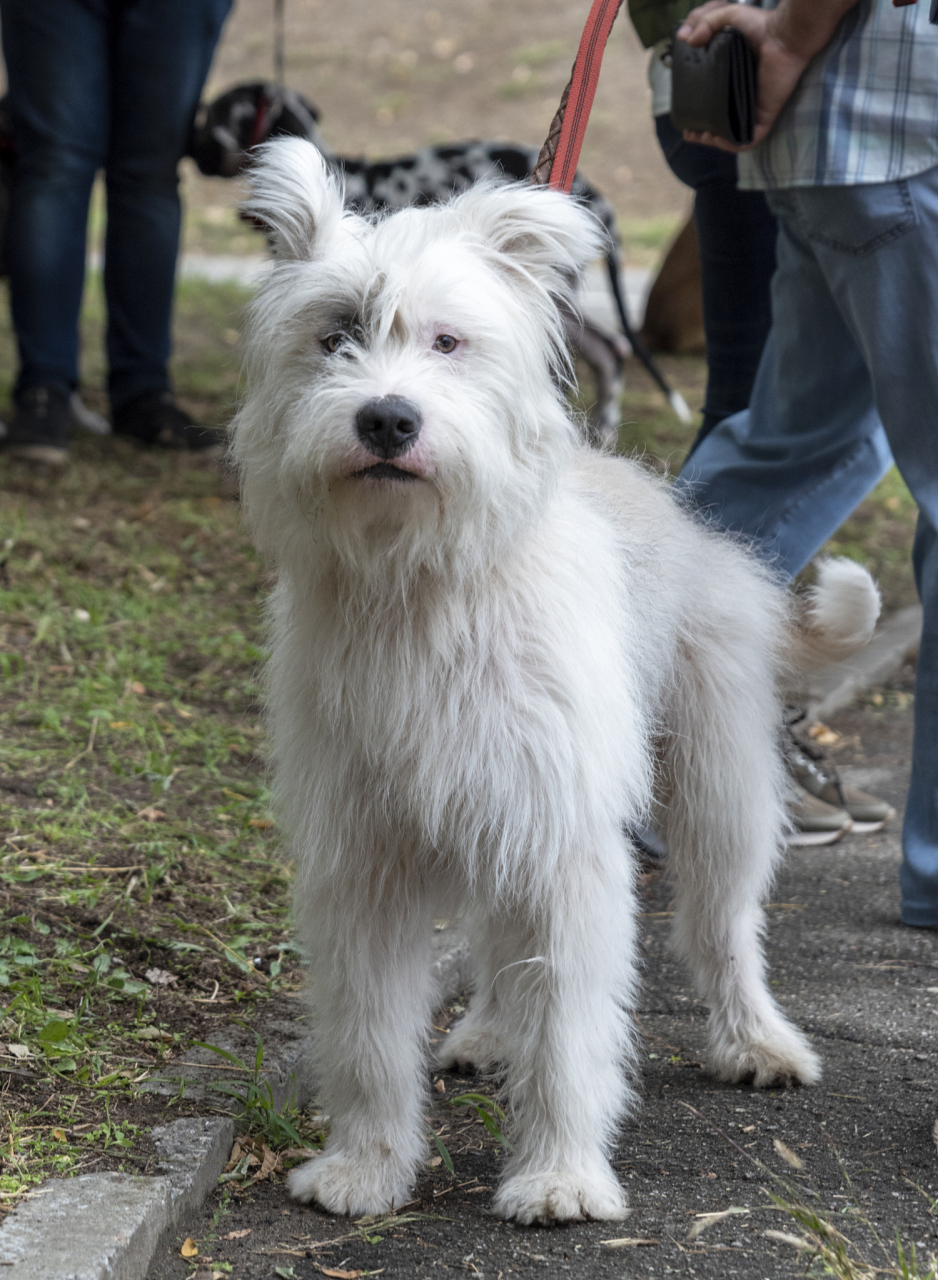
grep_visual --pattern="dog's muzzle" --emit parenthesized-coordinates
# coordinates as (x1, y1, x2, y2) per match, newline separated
(355, 396, 422, 459)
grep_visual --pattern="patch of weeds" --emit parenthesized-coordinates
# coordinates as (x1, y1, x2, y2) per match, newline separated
(196, 1030, 305, 1150)
(445, 1091, 509, 1147)
(430, 1087, 510, 1175)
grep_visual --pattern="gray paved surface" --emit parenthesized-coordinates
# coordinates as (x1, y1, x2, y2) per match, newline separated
(139, 689, 938, 1280)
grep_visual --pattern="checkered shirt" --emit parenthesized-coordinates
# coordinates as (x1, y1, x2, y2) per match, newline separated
(738, 0, 938, 189)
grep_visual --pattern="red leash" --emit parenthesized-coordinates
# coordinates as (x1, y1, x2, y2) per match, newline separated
(532, 0, 625, 191)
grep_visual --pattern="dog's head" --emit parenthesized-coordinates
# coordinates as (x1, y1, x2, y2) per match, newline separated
(231, 138, 605, 582)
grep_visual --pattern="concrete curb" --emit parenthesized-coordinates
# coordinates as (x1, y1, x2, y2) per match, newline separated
(0, 1117, 233, 1280)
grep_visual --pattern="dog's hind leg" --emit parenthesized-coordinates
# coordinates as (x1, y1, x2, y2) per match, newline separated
(662, 636, 821, 1088)
(287, 863, 438, 1216)
(484, 835, 638, 1225)
(436, 917, 509, 1074)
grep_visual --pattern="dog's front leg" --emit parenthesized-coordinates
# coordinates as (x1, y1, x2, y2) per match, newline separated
(487, 840, 637, 1225)
(288, 870, 436, 1216)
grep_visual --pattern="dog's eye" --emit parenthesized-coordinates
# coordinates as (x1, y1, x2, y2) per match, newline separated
(322, 333, 346, 354)
(433, 334, 458, 354)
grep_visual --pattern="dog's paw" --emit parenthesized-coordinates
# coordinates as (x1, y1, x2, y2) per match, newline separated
(287, 1152, 411, 1217)
(492, 1167, 628, 1225)
(709, 1023, 821, 1088)
(436, 1020, 503, 1074)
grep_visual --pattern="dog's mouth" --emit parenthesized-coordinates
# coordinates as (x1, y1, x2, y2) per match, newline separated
(350, 462, 420, 482)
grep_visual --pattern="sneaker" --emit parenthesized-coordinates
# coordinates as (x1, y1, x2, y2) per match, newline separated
(112, 390, 223, 451)
(0, 385, 71, 465)
(785, 706, 895, 834)
(789, 791, 853, 846)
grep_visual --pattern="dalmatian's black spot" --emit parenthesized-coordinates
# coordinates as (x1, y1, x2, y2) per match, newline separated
(488, 148, 532, 182)
(330, 140, 618, 252)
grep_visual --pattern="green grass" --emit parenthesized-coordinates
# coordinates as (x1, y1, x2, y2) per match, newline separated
(0, 274, 308, 1204)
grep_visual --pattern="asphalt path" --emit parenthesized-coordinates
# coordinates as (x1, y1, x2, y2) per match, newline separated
(148, 689, 938, 1280)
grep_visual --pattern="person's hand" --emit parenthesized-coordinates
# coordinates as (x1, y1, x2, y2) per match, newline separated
(675, 0, 854, 152)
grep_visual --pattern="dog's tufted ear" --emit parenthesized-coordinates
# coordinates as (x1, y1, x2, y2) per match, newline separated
(241, 138, 347, 261)
(453, 180, 607, 299)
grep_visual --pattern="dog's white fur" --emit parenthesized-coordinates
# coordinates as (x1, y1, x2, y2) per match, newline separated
(231, 139, 880, 1226)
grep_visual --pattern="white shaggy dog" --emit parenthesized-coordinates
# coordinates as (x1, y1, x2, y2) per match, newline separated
(231, 138, 880, 1226)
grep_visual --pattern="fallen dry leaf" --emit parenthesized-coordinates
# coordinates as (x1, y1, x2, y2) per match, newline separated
(52, 1128, 66, 1142)
(248, 817, 275, 829)
(254, 1143, 281, 1181)
(135, 1026, 172, 1041)
(145, 967, 177, 986)
(772, 1138, 804, 1169)
(137, 806, 166, 822)
(807, 723, 840, 746)
(765, 1229, 811, 1250)
(600, 1238, 659, 1248)
(319, 1269, 369, 1279)
(7, 1045, 30, 1060)
(280, 1148, 320, 1161)
(180, 1239, 199, 1258)
(687, 1207, 750, 1240)
(224, 1229, 252, 1240)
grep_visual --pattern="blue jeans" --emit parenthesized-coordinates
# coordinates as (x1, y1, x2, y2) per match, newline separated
(677, 166, 938, 927)
(0, 0, 232, 410)
(655, 114, 778, 449)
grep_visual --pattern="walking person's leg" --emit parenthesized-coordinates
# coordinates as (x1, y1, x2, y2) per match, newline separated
(0, 0, 109, 462)
(679, 170, 938, 925)
(654, 115, 777, 449)
(798, 172, 938, 927)
(105, 0, 231, 445)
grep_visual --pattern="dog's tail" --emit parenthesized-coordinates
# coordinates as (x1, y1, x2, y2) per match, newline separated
(787, 557, 881, 671)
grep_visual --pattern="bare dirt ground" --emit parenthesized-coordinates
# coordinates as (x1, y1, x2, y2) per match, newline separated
(179, 0, 690, 261)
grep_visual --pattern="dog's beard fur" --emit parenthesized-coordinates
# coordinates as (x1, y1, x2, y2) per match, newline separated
(231, 140, 880, 1226)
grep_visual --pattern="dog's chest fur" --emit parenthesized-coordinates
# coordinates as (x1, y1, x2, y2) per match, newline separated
(269, 481, 661, 883)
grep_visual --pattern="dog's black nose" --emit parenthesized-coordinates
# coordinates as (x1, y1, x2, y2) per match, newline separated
(355, 396, 422, 458)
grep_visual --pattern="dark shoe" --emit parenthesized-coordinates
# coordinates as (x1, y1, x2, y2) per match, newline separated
(0, 385, 71, 466)
(785, 706, 895, 834)
(112, 391, 223, 451)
